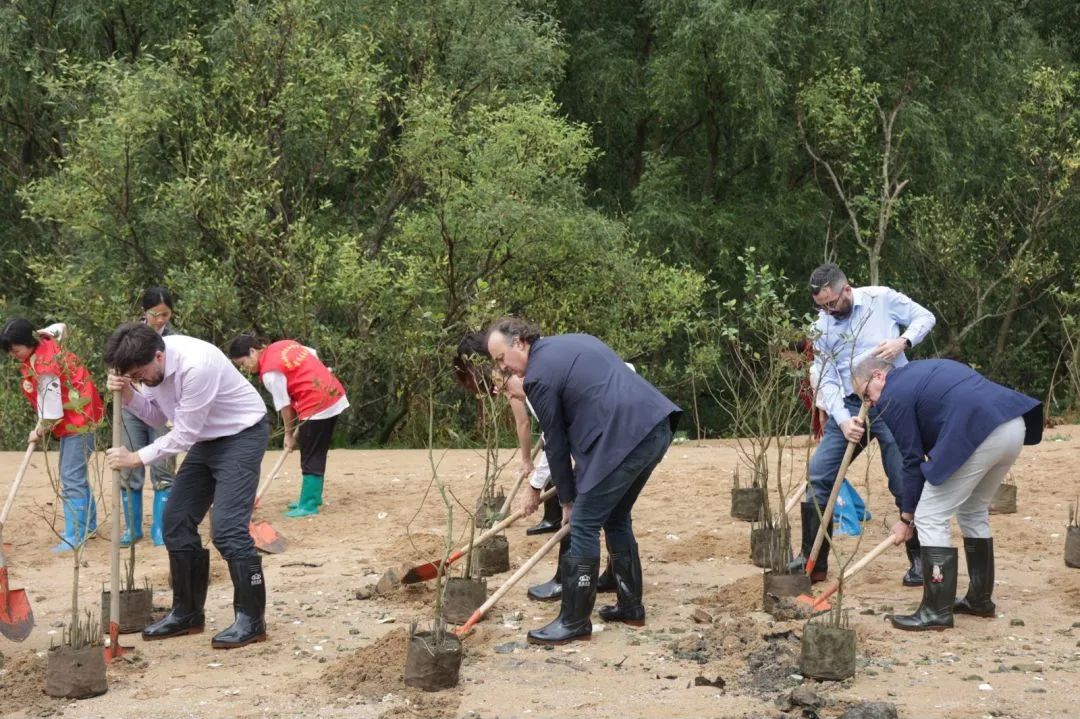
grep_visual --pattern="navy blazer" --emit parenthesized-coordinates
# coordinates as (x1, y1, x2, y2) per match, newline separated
(874, 359, 1042, 513)
(524, 334, 681, 504)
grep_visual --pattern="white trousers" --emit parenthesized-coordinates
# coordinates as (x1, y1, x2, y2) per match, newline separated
(914, 417, 1025, 547)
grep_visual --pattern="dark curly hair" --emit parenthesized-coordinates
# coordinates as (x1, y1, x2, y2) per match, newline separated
(484, 317, 541, 345)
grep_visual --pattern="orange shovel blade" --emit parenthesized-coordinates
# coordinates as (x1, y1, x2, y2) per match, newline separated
(401, 550, 465, 585)
(0, 568, 34, 642)
(251, 520, 287, 554)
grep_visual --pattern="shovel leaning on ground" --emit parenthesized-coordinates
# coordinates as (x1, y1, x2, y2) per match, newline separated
(803, 402, 870, 579)
(796, 534, 898, 612)
(392, 486, 558, 586)
(106, 391, 131, 661)
(0, 441, 37, 641)
(250, 449, 292, 554)
(455, 524, 570, 636)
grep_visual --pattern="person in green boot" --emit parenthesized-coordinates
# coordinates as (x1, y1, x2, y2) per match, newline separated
(227, 335, 349, 518)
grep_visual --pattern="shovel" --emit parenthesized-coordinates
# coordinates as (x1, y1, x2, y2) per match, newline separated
(803, 402, 870, 578)
(796, 534, 898, 612)
(106, 391, 132, 662)
(0, 442, 37, 641)
(250, 449, 291, 554)
(397, 486, 557, 585)
(455, 523, 570, 636)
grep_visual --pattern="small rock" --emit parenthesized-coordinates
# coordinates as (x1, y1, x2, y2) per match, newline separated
(376, 614, 395, 624)
(978, 683, 993, 691)
(353, 587, 373, 600)
(962, 674, 982, 681)
(691, 607, 715, 624)
(838, 702, 899, 719)
(494, 641, 525, 654)
(1026, 688, 1047, 694)
(349, 628, 360, 635)
(1011, 663, 1043, 673)
(693, 675, 725, 690)
(1011, 618, 1025, 627)
(790, 685, 824, 709)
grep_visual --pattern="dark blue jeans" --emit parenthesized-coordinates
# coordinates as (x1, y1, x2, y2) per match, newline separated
(569, 419, 673, 558)
(807, 395, 904, 510)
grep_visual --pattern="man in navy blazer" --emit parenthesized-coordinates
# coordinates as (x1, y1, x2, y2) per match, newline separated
(487, 318, 681, 645)
(853, 357, 1042, 631)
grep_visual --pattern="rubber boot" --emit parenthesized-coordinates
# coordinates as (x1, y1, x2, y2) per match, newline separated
(526, 493, 562, 536)
(598, 543, 645, 626)
(119, 490, 144, 547)
(284, 474, 323, 518)
(787, 502, 831, 582)
(143, 548, 210, 640)
(51, 496, 91, 553)
(527, 536, 568, 602)
(902, 528, 923, 587)
(287, 479, 324, 510)
(597, 556, 616, 593)
(151, 488, 170, 546)
(954, 537, 996, 617)
(527, 555, 598, 645)
(891, 546, 957, 631)
(212, 556, 267, 649)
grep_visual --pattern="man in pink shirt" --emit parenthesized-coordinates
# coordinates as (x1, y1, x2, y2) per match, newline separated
(104, 323, 270, 649)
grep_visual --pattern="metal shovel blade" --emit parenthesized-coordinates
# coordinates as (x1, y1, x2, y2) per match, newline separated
(251, 520, 287, 554)
(0, 568, 34, 642)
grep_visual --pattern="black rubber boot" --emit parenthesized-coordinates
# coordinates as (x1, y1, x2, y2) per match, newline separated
(902, 528, 924, 587)
(597, 556, 616, 593)
(527, 555, 598, 645)
(527, 492, 562, 536)
(954, 537, 996, 617)
(211, 556, 267, 649)
(787, 502, 830, 583)
(598, 543, 645, 626)
(527, 536, 568, 602)
(891, 546, 957, 631)
(143, 548, 209, 640)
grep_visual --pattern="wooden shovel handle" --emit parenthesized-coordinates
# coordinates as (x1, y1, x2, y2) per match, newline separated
(110, 391, 124, 630)
(0, 442, 37, 527)
(812, 534, 897, 607)
(255, 448, 292, 503)
(806, 402, 870, 575)
(784, 480, 806, 515)
(456, 524, 570, 635)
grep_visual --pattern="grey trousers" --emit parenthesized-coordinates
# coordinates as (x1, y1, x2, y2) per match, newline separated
(163, 416, 269, 561)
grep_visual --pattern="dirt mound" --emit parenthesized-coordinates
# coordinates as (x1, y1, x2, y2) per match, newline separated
(0, 650, 64, 717)
(321, 627, 461, 719)
(692, 574, 762, 615)
(658, 531, 727, 562)
(384, 533, 451, 563)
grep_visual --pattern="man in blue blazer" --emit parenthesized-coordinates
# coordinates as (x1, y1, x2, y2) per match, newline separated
(853, 357, 1042, 631)
(487, 318, 681, 645)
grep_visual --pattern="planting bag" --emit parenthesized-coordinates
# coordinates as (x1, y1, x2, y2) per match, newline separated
(834, 480, 871, 537)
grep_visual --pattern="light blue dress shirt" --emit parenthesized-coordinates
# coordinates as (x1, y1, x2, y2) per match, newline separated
(811, 285, 935, 426)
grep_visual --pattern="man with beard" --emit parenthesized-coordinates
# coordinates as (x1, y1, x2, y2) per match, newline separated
(103, 324, 270, 649)
(790, 263, 936, 586)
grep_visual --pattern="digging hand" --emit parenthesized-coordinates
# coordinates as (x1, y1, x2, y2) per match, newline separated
(520, 486, 541, 516)
(890, 518, 914, 545)
(840, 416, 865, 443)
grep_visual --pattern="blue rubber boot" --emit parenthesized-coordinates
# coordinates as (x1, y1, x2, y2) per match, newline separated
(51, 496, 91, 553)
(120, 490, 144, 547)
(151, 488, 170, 546)
(284, 475, 323, 518)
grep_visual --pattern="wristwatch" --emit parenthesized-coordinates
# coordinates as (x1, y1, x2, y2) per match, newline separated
(903, 337, 912, 349)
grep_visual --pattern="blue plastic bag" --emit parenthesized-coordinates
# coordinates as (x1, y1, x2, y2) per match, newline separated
(833, 479, 871, 536)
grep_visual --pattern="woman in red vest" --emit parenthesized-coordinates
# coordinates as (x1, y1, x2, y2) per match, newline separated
(1, 318, 104, 552)
(227, 335, 348, 517)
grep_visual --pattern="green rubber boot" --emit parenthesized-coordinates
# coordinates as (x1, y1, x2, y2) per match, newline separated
(284, 474, 323, 518)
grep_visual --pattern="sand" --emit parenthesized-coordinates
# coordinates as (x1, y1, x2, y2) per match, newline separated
(0, 430, 1078, 718)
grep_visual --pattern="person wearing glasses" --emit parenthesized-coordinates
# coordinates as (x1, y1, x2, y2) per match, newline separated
(103, 324, 270, 649)
(117, 287, 179, 547)
(852, 357, 1041, 631)
(790, 263, 936, 586)
(1, 318, 104, 553)
(227, 334, 349, 517)
(487, 318, 681, 645)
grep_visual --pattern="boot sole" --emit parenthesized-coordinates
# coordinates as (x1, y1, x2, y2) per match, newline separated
(212, 633, 267, 649)
(143, 625, 205, 641)
(526, 594, 561, 603)
(890, 622, 951, 632)
(526, 634, 591, 646)
(954, 609, 996, 618)
(902, 579, 922, 587)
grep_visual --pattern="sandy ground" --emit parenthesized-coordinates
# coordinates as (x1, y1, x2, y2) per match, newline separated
(0, 429, 1078, 719)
